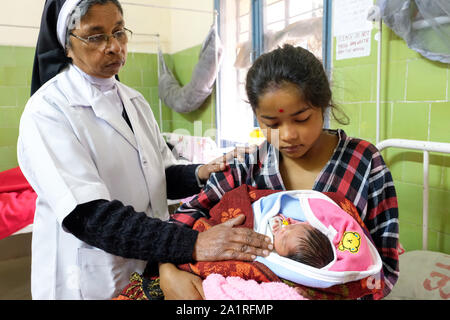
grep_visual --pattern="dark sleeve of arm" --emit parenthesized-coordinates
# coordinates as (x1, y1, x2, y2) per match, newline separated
(165, 164, 202, 199)
(170, 163, 244, 227)
(62, 199, 199, 266)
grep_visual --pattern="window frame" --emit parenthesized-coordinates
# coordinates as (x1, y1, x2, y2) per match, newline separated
(214, 0, 332, 146)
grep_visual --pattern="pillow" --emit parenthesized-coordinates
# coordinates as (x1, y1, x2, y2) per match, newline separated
(385, 250, 449, 300)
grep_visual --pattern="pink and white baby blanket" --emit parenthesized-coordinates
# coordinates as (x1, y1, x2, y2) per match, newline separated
(252, 190, 383, 288)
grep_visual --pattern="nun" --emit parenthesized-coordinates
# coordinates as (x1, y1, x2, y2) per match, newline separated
(18, 0, 272, 300)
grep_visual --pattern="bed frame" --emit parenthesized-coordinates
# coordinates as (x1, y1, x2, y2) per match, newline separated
(376, 138, 450, 300)
(376, 138, 450, 251)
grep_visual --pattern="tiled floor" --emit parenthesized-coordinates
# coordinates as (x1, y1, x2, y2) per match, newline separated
(0, 256, 31, 300)
(0, 232, 32, 300)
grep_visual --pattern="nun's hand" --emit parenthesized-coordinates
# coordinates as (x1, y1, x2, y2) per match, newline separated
(193, 214, 273, 262)
(197, 145, 257, 182)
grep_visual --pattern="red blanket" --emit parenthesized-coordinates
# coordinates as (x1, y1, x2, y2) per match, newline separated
(0, 166, 36, 239)
(178, 184, 383, 300)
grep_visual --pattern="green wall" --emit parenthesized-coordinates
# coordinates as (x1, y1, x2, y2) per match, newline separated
(118, 45, 215, 138)
(0, 46, 33, 172)
(0, 44, 215, 172)
(330, 26, 450, 253)
(164, 45, 216, 138)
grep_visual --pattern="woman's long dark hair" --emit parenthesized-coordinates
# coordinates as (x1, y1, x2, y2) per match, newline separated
(245, 44, 348, 125)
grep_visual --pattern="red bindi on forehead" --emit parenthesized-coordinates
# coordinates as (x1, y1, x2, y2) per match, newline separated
(278, 108, 284, 113)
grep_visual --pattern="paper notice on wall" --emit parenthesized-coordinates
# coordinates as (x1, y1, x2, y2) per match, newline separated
(336, 30, 371, 60)
(333, 0, 373, 60)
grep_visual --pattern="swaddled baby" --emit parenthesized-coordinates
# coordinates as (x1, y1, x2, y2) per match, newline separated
(253, 190, 382, 289)
(270, 214, 334, 269)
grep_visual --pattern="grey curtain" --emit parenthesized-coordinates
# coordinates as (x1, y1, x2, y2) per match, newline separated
(378, 0, 450, 63)
(158, 25, 224, 113)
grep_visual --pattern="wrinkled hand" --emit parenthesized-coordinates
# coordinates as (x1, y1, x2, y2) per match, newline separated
(159, 263, 205, 300)
(197, 145, 257, 182)
(193, 214, 273, 262)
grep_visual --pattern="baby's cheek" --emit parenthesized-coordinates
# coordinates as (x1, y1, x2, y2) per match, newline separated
(273, 241, 279, 253)
(273, 237, 285, 256)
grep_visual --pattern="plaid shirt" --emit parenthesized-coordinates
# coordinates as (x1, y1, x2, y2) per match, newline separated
(171, 129, 399, 299)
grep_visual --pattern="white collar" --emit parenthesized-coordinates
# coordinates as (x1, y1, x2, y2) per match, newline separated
(56, 64, 140, 107)
(72, 64, 116, 92)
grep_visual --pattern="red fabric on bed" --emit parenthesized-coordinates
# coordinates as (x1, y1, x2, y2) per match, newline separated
(0, 166, 36, 239)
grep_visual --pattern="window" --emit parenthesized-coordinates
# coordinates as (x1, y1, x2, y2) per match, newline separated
(263, 0, 324, 59)
(215, 0, 254, 146)
(216, 0, 329, 147)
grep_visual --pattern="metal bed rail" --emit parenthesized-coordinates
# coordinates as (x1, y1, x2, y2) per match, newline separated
(376, 139, 450, 250)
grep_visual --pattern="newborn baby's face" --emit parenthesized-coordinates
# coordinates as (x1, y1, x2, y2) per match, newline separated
(272, 221, 312, 257)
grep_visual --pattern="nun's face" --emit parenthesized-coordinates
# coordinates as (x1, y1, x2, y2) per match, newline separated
(67, 2, 127, 78)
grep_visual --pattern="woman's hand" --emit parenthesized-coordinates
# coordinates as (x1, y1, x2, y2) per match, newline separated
(197, 145, 257, 181)
(193, 214, 273, 261)
(159, 263, 205, 300)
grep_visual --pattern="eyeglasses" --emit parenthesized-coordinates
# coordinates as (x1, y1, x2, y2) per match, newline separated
(70, 28, 132, 49)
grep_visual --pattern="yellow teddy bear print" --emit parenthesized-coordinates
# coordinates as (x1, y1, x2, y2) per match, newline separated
(338, 232, 361, 253)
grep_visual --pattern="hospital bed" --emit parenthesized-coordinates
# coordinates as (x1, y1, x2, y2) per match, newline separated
(376, 139, 450, 300)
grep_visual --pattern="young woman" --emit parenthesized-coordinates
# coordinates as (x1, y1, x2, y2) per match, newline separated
(163, 44, 399, 300)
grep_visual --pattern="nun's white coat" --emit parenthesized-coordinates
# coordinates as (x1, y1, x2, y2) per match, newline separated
(18, 64, 178, 299)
